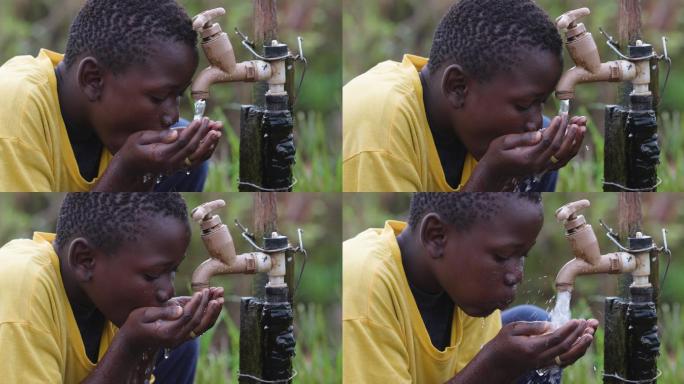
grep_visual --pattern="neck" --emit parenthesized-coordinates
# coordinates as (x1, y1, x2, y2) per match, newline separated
(396, 228, 443, 294)
(420, 66, 458, 143)
(55, 62, 98, 143)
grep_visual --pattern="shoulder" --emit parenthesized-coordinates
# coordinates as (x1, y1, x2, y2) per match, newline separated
(343, 225, 407, 323)
(343, 58, 425, 157)
(0, 51, 60, 142)
(0, 238, 62, 327)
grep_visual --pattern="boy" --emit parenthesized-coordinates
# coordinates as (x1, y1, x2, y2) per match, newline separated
(0, 193, 224, 383)
(343, 0, 588, 191)
(343, 193, 599, 383)
(0, 0, 223, 191)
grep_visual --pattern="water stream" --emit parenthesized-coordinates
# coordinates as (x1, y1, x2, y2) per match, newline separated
(193, 99, 207, 121)
(533, 290, 572, 381)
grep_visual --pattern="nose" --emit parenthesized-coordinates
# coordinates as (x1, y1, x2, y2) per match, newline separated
(504, 261, 524, 287)
(525, 104, 543, 132)
(161, 97, 181, 128)
(155, 276, 175, 304)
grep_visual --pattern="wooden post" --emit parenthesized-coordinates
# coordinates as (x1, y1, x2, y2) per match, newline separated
(617, 192, 642, 297)
(252, 0, 278, 107)
(603, 105, 628, 191)
(604, 297, 628, 384)
(617, 0, 642, 105)
(604, 192, 642, 383)
(252, 192, 278, 298)
(239, 298, 264, 383)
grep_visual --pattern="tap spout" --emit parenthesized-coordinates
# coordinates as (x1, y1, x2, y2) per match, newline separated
(555, 252, 636, 292)
(191, 252, 271, 291)
(555, 60, 636, 100)
(191, 62, 272, 101)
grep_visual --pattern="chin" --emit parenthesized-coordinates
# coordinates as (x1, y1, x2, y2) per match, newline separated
(461, 306, 497, 318)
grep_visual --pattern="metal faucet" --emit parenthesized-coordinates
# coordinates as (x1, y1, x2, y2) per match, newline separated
(190, 8, 277, 102)
(554, 8, 652, 100)
(554, 199, 638, 292)
(190, 199, 291, 292)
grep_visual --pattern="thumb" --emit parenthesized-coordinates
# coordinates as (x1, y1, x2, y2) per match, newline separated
(509, 321, 553, 336)
(137, 129, 179, 146)
(141, 305, 183, 323)
(501, 131, 542, 150)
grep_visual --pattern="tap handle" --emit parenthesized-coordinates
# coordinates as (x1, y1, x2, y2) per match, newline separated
(555, 199, 591, 223)
(556, 7, 590, 31)
(192, 7, 226, 31)
(191, 199, 227, 222)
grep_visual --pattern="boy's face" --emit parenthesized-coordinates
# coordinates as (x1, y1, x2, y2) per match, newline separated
(432, 198, 543, 317)
(452, 48, 562, 159)
(89, 40, 198, 154)
(85, 214, 190, 327)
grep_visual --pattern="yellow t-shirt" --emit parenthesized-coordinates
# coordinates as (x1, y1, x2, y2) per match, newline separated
(0, 232, 117, 383)
(0, 49, 112, 191)
(343, 221, 501, 383)
(343, 54, 477, 192)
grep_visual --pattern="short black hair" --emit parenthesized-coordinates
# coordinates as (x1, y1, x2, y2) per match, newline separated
(408, 192, 542, 230)
(54, 193, 189, 254)
(427, 0, 562, 81)
(64, 0, 197, 73)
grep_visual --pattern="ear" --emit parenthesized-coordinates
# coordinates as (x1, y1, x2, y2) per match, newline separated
(66, 237, 98, 283)
(419, 213, 448, 260)
(77, 57, 105, 102)
(441, 64, 468, 109)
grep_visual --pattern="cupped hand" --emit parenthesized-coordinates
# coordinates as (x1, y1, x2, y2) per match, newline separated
(480, 318, 598, 379)
(119, 288, 224, 352)
(114, 117, 223, 177)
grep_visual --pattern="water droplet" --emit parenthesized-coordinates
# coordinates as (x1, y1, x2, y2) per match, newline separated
(164, 348, 171, 359)
(186, 170, 191, 176)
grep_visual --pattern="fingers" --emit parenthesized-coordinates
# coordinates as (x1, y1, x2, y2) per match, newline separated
(525, 116, 563, 164)
(556, 333, 594, 367)
(177, 289, 211, 338)
(549, 123, 586, 170)
(191, 295, 224, 338)
(189, 129, 222, 163)
(536, 319, 588, 365)
(500, 131, 542, 150)
(140, 305, 183, 324)
(509, 321, 553, 336)
(136, 129, 179, 146)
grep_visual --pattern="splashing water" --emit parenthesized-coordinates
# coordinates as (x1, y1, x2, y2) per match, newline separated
(550, 290, 572, 329)
(534, 291, 572, 380)
(193, 99, 206, 121)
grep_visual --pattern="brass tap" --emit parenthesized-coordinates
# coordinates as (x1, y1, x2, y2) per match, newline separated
(554, 199, 636, 292)
(554, 8, 638, 100)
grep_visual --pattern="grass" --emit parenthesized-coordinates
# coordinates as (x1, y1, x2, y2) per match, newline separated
(196, 303, 341, 384)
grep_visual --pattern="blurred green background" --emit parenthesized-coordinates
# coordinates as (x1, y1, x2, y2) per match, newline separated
(0, 0, 341, 192)
(343, 0, 684, 191)
(343, 192, 683, 382)
(0, 193, 341, 383)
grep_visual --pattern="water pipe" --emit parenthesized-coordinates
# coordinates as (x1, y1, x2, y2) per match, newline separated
(190, 199, 273, 292)
(554, 8, 649, 101)
(554, 199, 638, 292)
